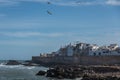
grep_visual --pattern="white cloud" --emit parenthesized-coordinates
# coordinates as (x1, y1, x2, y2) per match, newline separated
(0, 32, 63, 37)
(0, 0, 120, 6)
(51, 1, 95, 6)
(106, 0, 120, 5)
(0, 0, 18, 6)
(54, 0, 120, 6)
(19, 0, 102, 6)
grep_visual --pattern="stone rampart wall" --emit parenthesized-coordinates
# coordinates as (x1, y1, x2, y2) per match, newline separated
(32, 56, 120, 65)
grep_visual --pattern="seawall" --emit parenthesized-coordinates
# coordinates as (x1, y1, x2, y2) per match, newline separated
(32, 56, 120, 65)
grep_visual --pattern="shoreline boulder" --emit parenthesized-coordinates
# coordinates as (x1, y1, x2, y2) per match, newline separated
(6, 60, 21, 65)
(36, 70, 46, 76)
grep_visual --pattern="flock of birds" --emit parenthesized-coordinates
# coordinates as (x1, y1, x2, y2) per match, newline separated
(46, 1, 52, 15)
(46, 1, 83, 15)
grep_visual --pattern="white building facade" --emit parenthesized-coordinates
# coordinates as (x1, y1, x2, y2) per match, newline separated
(89, 44, 120, 56)
(55, 42, 120, 57)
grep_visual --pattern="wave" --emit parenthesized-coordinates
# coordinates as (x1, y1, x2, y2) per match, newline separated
(0, 63, 35, 69)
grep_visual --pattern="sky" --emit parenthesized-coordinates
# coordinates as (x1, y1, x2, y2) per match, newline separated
(0, 0, 120, 60)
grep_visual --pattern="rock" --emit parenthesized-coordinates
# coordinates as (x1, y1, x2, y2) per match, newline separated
(57, 75, 64, 79)
(36, 65, 120, 79)
(46, 69, 57, 77)
(6, 60, 21, 65)
(22, 60, 39, 66)
(36, 70, 46, 76)
(24, 60, 32, 63)
(82, 74, 120, 80)
(23, 62, 38, 66)
(91, 66, 120, 73)
(45, 66, 82, 79)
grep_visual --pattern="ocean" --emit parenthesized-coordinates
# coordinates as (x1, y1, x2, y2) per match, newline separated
(0, 60, 80, 80)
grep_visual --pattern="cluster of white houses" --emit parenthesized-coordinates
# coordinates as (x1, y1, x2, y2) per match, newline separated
(40, 42, 120, 57)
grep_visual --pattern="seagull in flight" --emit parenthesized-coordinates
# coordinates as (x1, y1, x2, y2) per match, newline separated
(47, 2, 51, 4)
(47, 10, 52, 15)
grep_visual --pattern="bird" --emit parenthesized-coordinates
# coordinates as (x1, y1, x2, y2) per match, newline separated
(47, 2, 51, 4)
(47, 10, 52, 15)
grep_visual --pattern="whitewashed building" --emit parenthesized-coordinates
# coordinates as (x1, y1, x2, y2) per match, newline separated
(89, 44, 99, 56)
(108, 44, 119, 50)
(55, 42, 120, 57)
(89, 44, 120, 56)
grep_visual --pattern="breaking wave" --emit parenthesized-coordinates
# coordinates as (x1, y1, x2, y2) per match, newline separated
(0, 63, 35, 69)
(0, 61, 49, 80)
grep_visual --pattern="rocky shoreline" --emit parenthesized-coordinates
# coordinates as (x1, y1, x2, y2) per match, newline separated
(5, 60, 120, 79)
(36, 65, 120, 79)
(5, 60, 39, 66)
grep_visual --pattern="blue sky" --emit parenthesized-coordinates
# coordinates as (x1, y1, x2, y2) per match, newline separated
(0, 0, 120, 60)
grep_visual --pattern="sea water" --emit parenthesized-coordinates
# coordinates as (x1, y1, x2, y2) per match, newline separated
(0, 60, 81, 80)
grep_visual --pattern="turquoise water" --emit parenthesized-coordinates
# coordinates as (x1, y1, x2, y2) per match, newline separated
(0, 61, 80, 80)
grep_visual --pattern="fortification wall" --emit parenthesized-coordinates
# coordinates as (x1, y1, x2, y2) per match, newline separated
(32, 56, 120, 65)
(79, 56, 120, 65)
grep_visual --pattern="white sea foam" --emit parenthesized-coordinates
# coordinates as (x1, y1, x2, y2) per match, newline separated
(19, 66, 35, 70)
(0, 63, 35, 69)
(0, 62, 8, 67)
(25, 66, 35, 69)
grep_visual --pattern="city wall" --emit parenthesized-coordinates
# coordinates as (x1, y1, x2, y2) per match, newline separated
(32, 56, 120, 65)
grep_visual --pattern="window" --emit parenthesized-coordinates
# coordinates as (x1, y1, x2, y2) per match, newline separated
(99, 52, 101, 56)
(94, 53, 96, 56)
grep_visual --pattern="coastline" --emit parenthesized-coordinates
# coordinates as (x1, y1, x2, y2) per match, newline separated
(36, 65, 120, 79)
(1, 60, 120, 80)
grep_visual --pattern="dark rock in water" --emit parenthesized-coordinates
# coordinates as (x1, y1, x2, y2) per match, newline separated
(6, 60, 21, 65)
(36, 70, 46, 76)
(22, 60, 38, 66)
(24, 60, 32, 63)
(22, 62, 38, 66)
